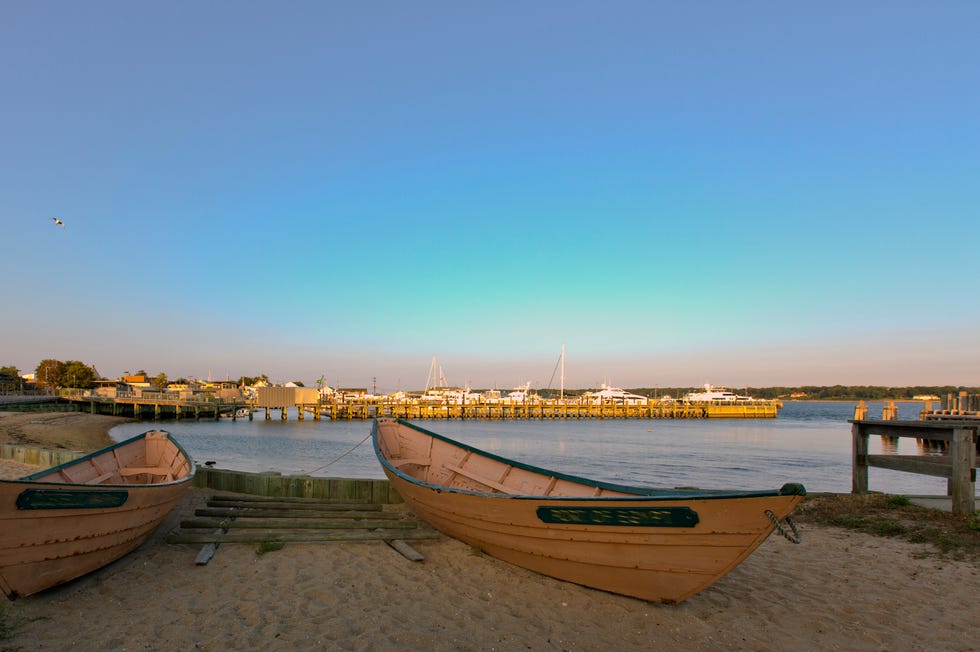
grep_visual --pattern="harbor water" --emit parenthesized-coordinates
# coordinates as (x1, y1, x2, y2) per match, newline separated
(109, 401, 966, 496)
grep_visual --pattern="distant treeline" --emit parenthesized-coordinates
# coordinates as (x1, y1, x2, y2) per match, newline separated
(618, 386, 980, 401)
(526, 386, 978, 401)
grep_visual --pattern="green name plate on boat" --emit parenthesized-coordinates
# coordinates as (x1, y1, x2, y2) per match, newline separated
(536, 505, 699, 527)
(16, 489, 129, 510)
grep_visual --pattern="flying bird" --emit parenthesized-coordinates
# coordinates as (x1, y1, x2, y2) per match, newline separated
(51, 217, 64, 227)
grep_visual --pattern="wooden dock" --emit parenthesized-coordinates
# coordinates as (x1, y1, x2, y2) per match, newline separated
(851, 418, 977, 516)
(921, 390, 980, 421)
(257, 398, 781, 421)
(38, 388, 782, 421)
(60, 394, 249, 421)
(54, 393, 781, 421)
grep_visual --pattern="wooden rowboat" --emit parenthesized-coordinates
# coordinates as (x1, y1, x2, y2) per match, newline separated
(373, 418, 805, 603)
(0, 430, 194, 598)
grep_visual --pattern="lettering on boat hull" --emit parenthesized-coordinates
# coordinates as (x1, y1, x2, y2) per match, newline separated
(16, 489, 130, 510)
(536, 505, 699, 527)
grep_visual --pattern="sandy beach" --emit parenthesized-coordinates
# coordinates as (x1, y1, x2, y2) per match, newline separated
(0, 411, 125, 451)
(2, 413, 978, 651)
(0, 411, 131, 481)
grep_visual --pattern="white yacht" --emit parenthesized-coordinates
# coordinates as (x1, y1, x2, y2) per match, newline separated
(503, 382, 540, 404)
(582, 384, 649, 405)
(683, 383, 756, 403)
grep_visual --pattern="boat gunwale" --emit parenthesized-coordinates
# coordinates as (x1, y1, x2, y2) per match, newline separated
(0, 429, 196, 489)
(373, 419, 805, 502)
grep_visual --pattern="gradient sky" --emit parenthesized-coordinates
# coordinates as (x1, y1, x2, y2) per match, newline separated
(3, 2, 978, 391)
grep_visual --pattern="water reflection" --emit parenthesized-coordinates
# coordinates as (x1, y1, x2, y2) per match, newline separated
(879, 436, 899, 455)
(917, 438, 948, 456)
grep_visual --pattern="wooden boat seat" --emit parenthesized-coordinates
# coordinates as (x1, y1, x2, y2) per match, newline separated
(85, 471, 118, 485)
(118, 466, 172, 479)
(444, 464, 516, 494)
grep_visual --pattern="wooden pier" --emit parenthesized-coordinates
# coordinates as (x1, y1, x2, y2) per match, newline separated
(53, 391, 781, 421)
(60, 394, 250, 421)
(851, 418, 977, 516)
(921, 390, 980, 421)
(254, 398, 780, 421)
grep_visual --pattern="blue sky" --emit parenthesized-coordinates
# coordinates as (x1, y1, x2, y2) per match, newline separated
(3, 2, 978, 391)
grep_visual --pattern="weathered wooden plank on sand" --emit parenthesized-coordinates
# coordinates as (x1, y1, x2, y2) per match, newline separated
(168, 529, 441, 544)
(167, 493, 439, 550)
(180, 517, 418, 530)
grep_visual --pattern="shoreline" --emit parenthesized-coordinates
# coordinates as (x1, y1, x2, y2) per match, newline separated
(0, 410, 128, 450)
(2, 412, 978, 648)
(0, 411, 132, 479)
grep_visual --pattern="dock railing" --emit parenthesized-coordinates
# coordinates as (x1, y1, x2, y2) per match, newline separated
(849, 418, 977, 516)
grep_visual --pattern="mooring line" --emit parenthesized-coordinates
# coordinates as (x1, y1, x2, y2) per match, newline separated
(303, 433, 373, 476)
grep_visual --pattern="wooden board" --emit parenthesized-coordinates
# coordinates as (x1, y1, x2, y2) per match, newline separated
(195, 507, 389, 519)
(167, 529, 441, 544)
(180, 517, 419, 530)
(387, 539, 426, 561)
(166, 494, 440, 548)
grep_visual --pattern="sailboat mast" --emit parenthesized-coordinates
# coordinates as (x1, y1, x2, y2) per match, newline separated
(560, 343, 565, 400)
(425, 355, 437, 392)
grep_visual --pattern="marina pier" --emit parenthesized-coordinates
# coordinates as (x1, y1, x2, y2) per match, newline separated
(23, 389, 980, 423)
(52, 391, 782, 421)
(54, 393, 246, 421)
(304, 397, 780, 420)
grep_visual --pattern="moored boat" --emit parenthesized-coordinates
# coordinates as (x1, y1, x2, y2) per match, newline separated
(372, 418, 804, 603)
(581, 384, 649, 405)
(684, 383, 757, 402)
(0, 430, 194, 598)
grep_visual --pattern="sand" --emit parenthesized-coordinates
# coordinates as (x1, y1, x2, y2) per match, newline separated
(2, 413, 978, 651)
(0, 411, 132, 481)
(0, 411, 126, 451)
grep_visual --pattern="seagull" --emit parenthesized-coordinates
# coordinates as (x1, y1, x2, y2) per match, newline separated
(51, 217, 65, 227)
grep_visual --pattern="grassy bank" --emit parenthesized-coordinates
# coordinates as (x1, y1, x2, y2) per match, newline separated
(795, 493, 980, 561)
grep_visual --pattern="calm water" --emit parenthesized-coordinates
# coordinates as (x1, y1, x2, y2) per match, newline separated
(110, 401, 965, 495)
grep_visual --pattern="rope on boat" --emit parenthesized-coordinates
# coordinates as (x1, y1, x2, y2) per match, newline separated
(765, 509, 802, 544)
(304, 433, 373, 476)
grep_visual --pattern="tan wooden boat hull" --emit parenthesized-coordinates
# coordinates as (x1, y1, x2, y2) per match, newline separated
(0, 431, 194, 598)
(373, 419, 804, 604)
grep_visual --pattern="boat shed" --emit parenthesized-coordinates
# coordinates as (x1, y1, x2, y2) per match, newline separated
(255, 386, 320, 408)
